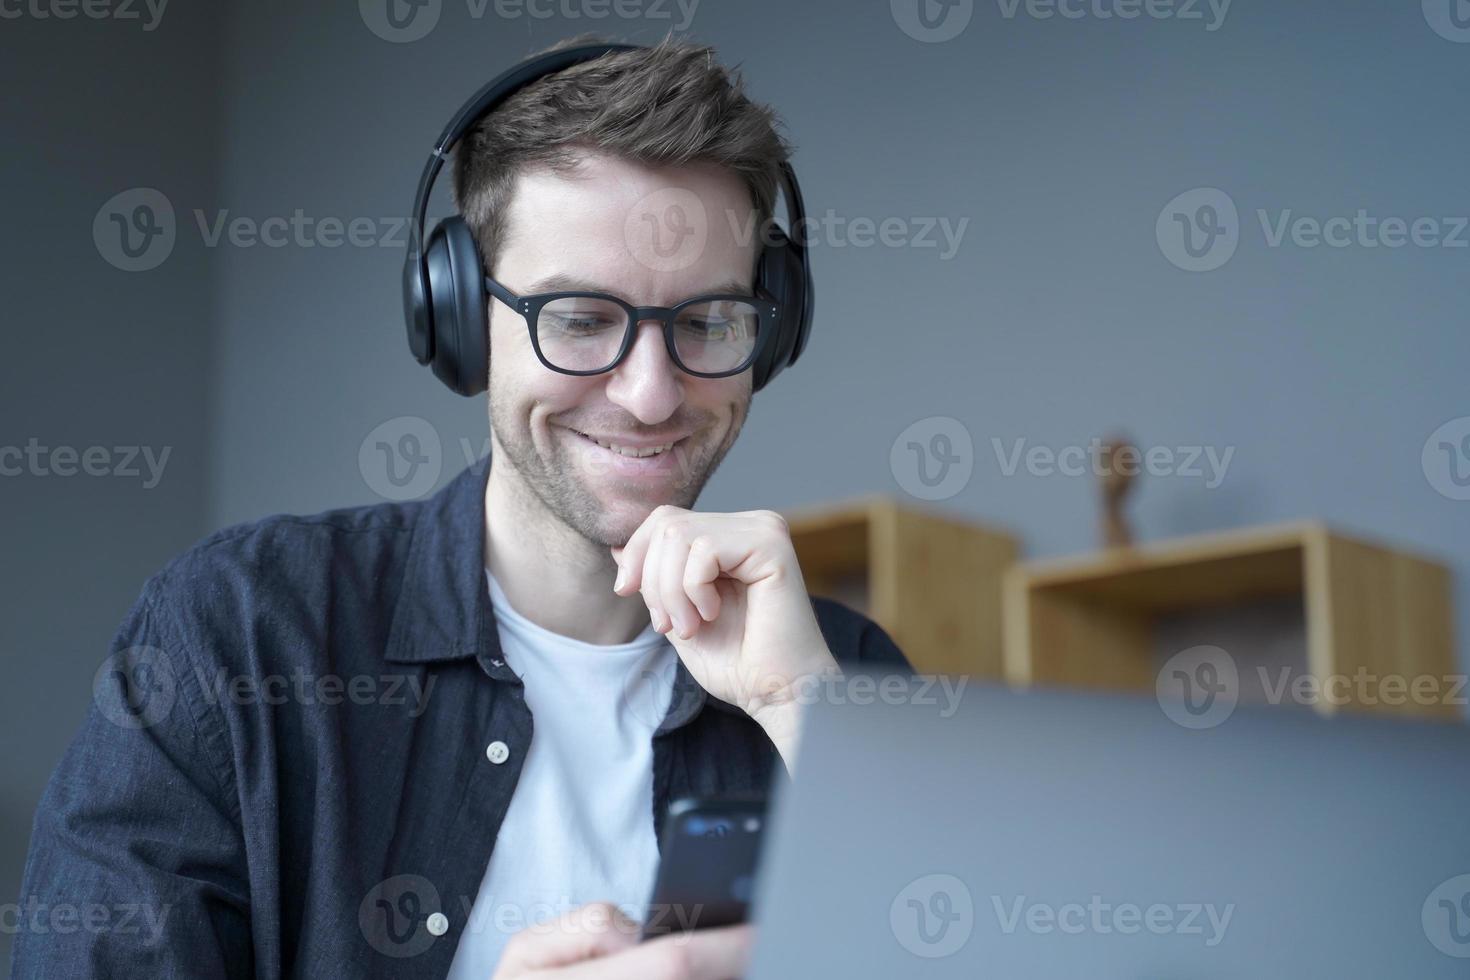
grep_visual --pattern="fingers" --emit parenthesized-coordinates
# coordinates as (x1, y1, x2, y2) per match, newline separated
(612, 508, 793, 638)
(657, 525, 703, 639)
(543, 924, 755, 980)
(494, 902, 640, 975)
(682, 534, 723, 624)
(612, 505, 665, 596)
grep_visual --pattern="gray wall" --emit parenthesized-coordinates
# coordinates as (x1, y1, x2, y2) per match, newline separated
(0, 4, 223, 970)
(206, 0, 1470, 652)
(5, 0, 1469, 971)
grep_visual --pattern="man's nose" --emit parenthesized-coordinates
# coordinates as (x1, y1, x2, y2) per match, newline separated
(603, 319, 685, 425)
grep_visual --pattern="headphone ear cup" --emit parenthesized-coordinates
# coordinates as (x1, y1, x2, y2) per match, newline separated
(403, 250, 433, 365)
(424, 216, 489, 396)
(751, 226, 809, 392)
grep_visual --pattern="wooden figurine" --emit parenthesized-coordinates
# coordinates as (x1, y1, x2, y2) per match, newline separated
(1099, 434, 1138, 549)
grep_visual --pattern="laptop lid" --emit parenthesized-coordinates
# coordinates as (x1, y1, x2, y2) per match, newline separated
(749, 681, 1470, 978)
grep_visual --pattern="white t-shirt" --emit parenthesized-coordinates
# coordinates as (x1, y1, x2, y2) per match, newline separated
(445, 570, 677, 978)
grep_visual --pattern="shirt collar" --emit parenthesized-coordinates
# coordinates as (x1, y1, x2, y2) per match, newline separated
(382, 461, 725, 727)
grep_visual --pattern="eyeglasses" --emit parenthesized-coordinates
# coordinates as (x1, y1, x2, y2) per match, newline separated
(484, 275, 780, 379)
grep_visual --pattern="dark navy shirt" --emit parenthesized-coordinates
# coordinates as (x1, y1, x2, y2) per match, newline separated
(12, 462, 910, 978)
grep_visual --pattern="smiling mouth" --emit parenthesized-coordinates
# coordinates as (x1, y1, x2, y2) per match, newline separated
(569, 429, 681, 459)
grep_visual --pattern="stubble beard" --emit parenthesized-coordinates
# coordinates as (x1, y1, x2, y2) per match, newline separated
(487, 390, 747, 548)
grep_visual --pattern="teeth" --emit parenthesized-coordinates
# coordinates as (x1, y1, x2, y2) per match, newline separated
(580, 432, 674, 458)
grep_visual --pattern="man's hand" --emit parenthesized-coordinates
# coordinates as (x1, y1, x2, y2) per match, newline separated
(491, 902, 751, 979)
(611, 507, 841, 766)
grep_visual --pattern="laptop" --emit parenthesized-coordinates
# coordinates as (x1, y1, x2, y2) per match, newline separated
(748, 681, 1470, 978)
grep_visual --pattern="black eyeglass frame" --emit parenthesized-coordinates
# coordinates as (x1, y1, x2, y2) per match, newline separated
(483, 275, 781, 379)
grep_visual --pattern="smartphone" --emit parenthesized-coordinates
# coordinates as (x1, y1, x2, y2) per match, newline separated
(641, 796, 766, 939)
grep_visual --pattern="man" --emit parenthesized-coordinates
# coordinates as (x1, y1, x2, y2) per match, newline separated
(12, 36, 909, 979)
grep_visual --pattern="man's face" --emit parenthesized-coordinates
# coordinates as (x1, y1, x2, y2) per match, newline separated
(487, 150, 761, 547)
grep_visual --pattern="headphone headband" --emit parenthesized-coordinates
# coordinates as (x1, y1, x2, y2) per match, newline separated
(406, 43, 640, 272)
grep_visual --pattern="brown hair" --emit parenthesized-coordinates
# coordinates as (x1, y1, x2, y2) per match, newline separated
(451, 33, 792, 277)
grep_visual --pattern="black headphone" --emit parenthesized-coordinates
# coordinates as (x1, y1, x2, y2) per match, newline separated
(402, 42, 814, 396)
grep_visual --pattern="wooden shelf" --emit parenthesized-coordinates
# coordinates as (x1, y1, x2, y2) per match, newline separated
(1003, 522, 1457, 718)
(783, 497, 1018, 677)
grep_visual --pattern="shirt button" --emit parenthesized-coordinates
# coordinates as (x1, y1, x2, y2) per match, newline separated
(426, 912, 448, 937)
(486, 740, 510, 765)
